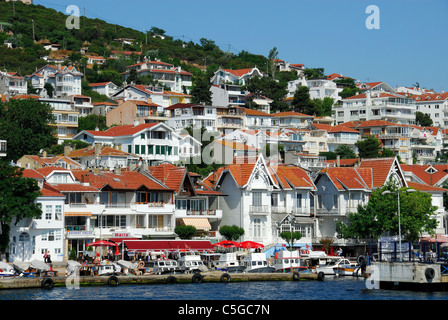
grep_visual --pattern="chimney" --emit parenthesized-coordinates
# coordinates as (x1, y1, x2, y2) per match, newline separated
(64, 145, 71, 156)
(114, 166, 122, 175)
(94, 143, 101, 155)
(42, 150, 47, 158)
(336, 155, 340, 167)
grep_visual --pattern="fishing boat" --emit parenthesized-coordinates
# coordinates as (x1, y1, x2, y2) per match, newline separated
(13, 261, 38, 277)
(66, 260, 82, 275)
(0, 261, 16, 277)
(97, 260, 121, 276)
(177, 255, 208, 274)
(240, 252, 275, 273)
(273, 250, 309, 273)
(117, 260, 139, 275)
(213, 252, 245, 273)
(152, 259, 181, 274)
(315, 258, 358, 276)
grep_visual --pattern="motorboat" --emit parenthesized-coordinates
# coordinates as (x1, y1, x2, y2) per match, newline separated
(13, 261, 38, 277)
(274, 250, 309, 273)
(177, 255, 208, 274)
(240, 253, 275, 273)
(97, 260, 121, 276)
(213, 252, 245, 273)
(0, 261, 16, 277)
(152, 259, 182, 275)
(31, 260, 51, 272)
(117, 260, 139, 275)
(66, 260, 82, 275)
(314, 258, 358, 276)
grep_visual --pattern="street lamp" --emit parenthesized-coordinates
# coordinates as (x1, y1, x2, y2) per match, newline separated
(381, 188, 416, 261)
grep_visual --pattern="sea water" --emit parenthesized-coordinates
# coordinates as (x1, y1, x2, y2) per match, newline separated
(1, 277, 448, 300)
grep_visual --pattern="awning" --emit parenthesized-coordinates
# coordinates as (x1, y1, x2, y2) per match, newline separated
(64, 212, 92, 216)
(123, 240, 214, 252)
(181, 218, 211, 231)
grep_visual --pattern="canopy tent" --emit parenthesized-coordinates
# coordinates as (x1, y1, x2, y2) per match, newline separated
(123, 240, 214, 253)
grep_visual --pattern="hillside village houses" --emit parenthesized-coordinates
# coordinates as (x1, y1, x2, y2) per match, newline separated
(4, 51, 448, 261)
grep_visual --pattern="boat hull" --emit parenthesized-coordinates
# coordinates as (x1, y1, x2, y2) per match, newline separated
(245, 267, 276, 273)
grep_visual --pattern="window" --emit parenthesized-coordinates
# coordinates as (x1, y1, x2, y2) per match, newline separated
(253, 218, 261, 238)
(334, 194, 338, 208)
(271, 193, 278, 207)
(296, 193, 302, 208)
(45, 206, 52, 220)
(252, 192, 262, 206)
(55, 205, 62, 220)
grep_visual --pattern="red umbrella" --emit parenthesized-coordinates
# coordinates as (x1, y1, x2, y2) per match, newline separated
(212, 240, 240, 247)
(238, 241, 264, 249)
(87, 240, 119, 255)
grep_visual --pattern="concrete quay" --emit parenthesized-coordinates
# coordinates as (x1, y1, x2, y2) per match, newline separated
(0, 271, 320, 290)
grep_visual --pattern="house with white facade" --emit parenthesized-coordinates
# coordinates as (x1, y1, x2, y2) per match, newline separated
(334, 92, 416, 125)
(9, 170, 66, 262)
(202, 155, 316, 247)
(123, 59, 193, 93)
(286, 78, 343, 102)
(106, 100, 166, 127)
(313, 157, 448, 250)
(88, 81, 119, 98)
(27, 64, 83, 97)
(272, 111, 314, 129)
(165, 103, 218, 133)
(0, 71, 27, 96)
(410, 92, 448, 128)
(73, 122, 183, 165)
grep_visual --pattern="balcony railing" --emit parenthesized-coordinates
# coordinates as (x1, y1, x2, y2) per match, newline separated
(249, 205, 270, 214)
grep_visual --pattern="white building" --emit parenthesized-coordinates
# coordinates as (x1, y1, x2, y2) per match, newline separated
(88, 81, 119, 98)
(410, 92, 448, 128)
(0, 71, 27, 96)
(27, 65, 83, 97)
(286, 78, 343, 102)
(202, 155, 316, 246)
(334, 92, 416, 125)
(73, 122, 184, 165)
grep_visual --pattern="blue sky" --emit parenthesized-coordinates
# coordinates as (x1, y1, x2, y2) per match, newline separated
(35, 0, 448, 91)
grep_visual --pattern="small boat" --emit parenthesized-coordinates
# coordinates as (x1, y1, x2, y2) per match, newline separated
(177, 255, 208, 274)
(0, 261, 16, 277)
(66, 260, 82, 275)
(274, 250, 310, 273)
(31, 260, 51, 272)
(333, 265, 362, 277)
(97, 260, 121, 276)
(241, 253, 275, 273)
(152, 259, 182, 275)
(315, 258, 358, 276)
(13, 261, 38, 277)
(213, 252, 245, 273)
(117, 260, 139, 275)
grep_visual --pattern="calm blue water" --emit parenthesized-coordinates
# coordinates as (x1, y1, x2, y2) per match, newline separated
(1, 276, 448, 301)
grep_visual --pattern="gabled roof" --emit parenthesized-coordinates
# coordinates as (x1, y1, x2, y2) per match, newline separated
(319, 167, 372, 191)
(401, 164, 448, 186)
(83, 123, 159, 137)
(41, 182, 65, 197)
(359, 157, 406, 188)
(147, 163, 191, 194)
(270, 165, 316, 190)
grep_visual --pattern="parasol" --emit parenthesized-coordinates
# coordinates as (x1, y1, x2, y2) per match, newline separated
(87, 240, 119, 255)
(238, 241, 264, 249)
(213, 240, 240, 248)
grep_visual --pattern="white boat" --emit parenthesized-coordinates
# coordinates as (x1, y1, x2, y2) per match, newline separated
(274, 250, 309, 273)
(152, 259, 181, 274)
(97, 260, 121, 276)
(31, 260, 51, 272)
(315, 258, 358, 276)
(177, 255, 208, 274)
(0, 261, 16, 277)
(213, 252, 245, 273)
(117, 260, 139, 274)
(66, 260, 82, 275)
(241, 252, 275, 273)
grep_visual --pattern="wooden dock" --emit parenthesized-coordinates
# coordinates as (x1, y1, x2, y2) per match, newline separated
(0, 271, 321, 290)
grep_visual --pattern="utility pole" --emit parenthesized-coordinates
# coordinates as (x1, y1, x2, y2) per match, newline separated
(32, 19, 35, 41)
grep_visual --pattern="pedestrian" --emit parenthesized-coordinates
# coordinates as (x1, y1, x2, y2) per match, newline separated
(338, 247, 343, 257)
(43, 250, 48, 262)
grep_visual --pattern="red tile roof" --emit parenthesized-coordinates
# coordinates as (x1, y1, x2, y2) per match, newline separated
(359, 157, 397, 188)
(406, 181, 448, 192)
(401, 164, 448, 186)
(272, 111, 314, 118)
(85, 122, 159, 137)
(320, 167, 372, 190)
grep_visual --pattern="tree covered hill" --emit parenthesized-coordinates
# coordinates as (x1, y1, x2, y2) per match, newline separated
(0, 1, 269, 77)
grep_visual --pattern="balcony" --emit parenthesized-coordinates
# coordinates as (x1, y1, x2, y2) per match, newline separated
(175, 209, 222, 219)
(249, 205, 270, 216)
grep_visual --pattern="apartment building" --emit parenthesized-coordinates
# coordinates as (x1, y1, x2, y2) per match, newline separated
(0, 71, 27, 96)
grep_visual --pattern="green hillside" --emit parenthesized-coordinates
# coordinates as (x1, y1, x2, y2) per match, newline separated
(0, 1, 269, 76)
